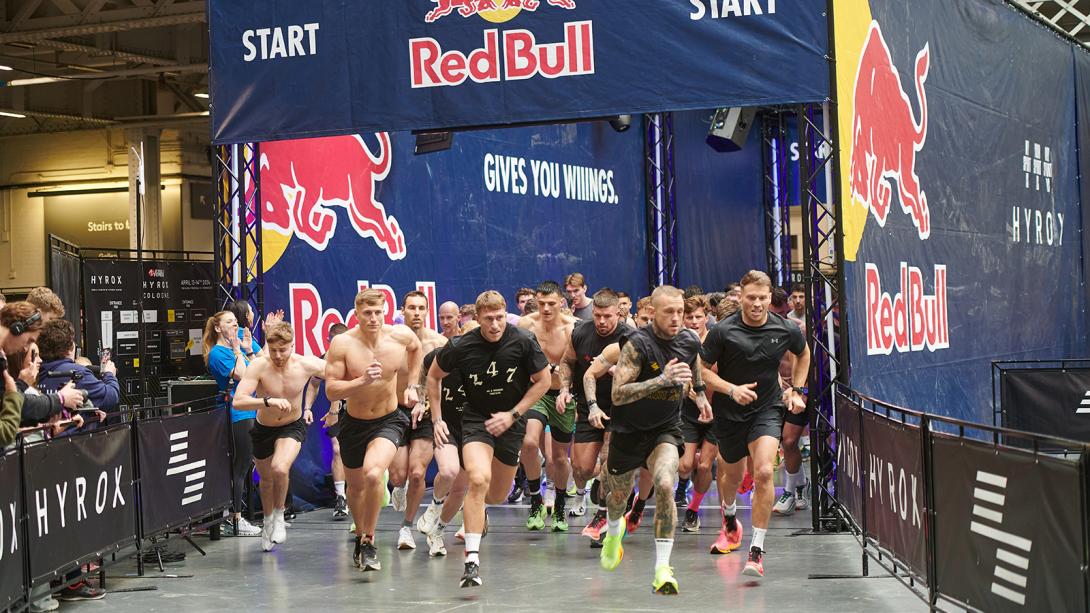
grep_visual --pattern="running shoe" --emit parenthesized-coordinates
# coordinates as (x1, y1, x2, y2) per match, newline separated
(417, 501, 441, 535)
(625, 507, 644, 534)
(261, 519, 275, 552)
(674, 481, 689, 506)
(742, 546, 764, 577)
(226, 516, 262, 537)
(272, 512, 287, 544)
(391, 484, 408, 513)
(333, 495, 348, 520)
(551, 506, 569, 532)
(57, 582, 105, 602)
(397, 526, 416, 550)
(507, 481, 525, 504)
(568, 492, 586, 517)
(566, 479, 578, 498)
(599, 522, 626, 571)
(772, 490, 797, 516)
(652, 565, 679, 595)
(795, 481, 811, 511)
(544, 484, 556, 514)
(737, 472, 754, 495)
(352, 540, 363, 569)
(426, 530, 447, 557)
(682, 508, 700, 532)
(460, 562, 482, 588)
(710, 518, 743, 555)
(582, 509, 607, 540)
(526, 498, 547, 531)
(28, 594, 59, 612)
(360, 541, 381, 571)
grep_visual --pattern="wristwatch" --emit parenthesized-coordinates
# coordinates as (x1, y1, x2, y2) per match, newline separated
(792, 386, 809, 396)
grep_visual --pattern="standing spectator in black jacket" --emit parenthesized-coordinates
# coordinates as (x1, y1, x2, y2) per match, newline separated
(36, 319, 118, 426)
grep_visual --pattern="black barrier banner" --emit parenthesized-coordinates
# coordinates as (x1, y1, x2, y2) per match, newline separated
(933, 436, 1088, 612)
(862, 412, 926, 577)
(0, 449, 23, 608)
(1000, 368, 1090, 443)
(137, 409, 233, 536)
(835, 393, 864, 526)
(24, 427, 136, 585)
(49, 244, 83, 348)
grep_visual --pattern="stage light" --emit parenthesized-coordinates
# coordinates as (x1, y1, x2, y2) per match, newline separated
(0, 65, 12, 71)
(415, 131, 453, 155)
(706, 107, 755, 152)
(195, 92, 209, 99)
(609, 114, 632, 133)
(0, 111, 26, 118)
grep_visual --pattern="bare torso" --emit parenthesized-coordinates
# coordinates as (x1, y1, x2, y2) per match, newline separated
(328, 325, 416, 420)
(254, 355, 326, 427)
(520, 312, 576, 390)
(395, 327, 447, 405)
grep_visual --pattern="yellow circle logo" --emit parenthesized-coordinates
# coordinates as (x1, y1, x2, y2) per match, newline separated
(479, 7, 522, 23)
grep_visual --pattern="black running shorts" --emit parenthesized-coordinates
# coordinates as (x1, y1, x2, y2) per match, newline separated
(461, 412, 526, 467)
(337, 410, 409, 470)
(607, 421, 684, 476)
(398, 405, 435, 444)
(250, 417, 307, 461)
(714, 404, 785, 464)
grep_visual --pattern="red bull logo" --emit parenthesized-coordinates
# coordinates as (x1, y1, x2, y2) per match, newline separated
(425, 0, 577, 24)
(865, 262, 948, 355)
(850, 22, 931, 240)
(289, 281, 439, 357)
(260, 133, 406, 260)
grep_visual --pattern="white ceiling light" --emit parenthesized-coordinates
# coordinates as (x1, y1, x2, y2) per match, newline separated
(0, 65, 12, 71)
(194, 92, 209, 99)
(0, 111, 27, 118)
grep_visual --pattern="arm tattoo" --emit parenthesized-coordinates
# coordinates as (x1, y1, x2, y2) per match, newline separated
(558, 361, 574, 391)
(582, 369, 598, 405)
(611, 342, 671, 406)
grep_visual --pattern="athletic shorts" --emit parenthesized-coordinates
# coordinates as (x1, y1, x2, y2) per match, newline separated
(398, 405, 435, 444)
(337, 410, 410, 470)
(714, 404, 785, 464)
(783, 402, 810, 428)
(680, 414, 718, 445)
(434, 418, 465, 468)
(250, 417, 307, 461)
(462, 412, 526, 467)
(525, 390, 576, 443)
(325, 407, 345, 439)
(607, 421, 684, 476)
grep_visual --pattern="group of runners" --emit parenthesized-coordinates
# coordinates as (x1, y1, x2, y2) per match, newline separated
(219, 270, 810, 595)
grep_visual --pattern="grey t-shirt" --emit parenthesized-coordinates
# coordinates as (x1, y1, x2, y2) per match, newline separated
(572, 303, 594, 321)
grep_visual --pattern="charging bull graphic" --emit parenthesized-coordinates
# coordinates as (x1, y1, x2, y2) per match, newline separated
(850, 22, 931, 240)
(260, 133, 406, 260)
(425, 0, 576, 23)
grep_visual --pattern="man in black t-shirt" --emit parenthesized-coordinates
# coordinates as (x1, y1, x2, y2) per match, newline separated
(428, 290, 551, 589)
(598, 286, 711, 596)
(557, 288, 634, 539)
(701, 271, 810, 579)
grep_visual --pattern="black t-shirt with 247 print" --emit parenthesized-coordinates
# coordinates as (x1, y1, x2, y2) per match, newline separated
(435, 325, 549, 419)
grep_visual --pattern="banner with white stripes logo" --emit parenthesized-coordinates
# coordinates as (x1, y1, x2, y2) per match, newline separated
(933, 435, 1087, 612)
(999, 368, 1090, 443)
(137, 409, 232, 537)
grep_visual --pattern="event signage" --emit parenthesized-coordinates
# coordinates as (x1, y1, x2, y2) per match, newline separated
(834, 393, 864, 526)
(136, 410, 233, 536)
(999, 368, 1090, 442)
(861, 411, 925, 576)
(24, 427, 136, 584)
(209, 0, 829, 143)
(932, 436, 1087, 612)
(0, 450, 23, 608)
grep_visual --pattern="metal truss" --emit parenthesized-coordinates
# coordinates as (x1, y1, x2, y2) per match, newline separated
(798, 102, 851, 533)
(1011, 0, 1090, 48)
(644, 112, 679, 291)
(761, 111, 793, 288)
(213, 143, 264, 341)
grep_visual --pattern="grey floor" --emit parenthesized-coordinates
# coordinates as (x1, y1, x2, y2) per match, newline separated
(67, 488, 929, 613)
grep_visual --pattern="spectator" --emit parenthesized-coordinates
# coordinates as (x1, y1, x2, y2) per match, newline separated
(37, 319, 119, 421)
(788, 284, 807, 324)
(26, 287, 65, 321)
(203, 310, 263, 538)
(617, 291, 635, 327)
(8, 342, 82, 437)
(1, 302, 45, 447)
(565, 273, 593, 320)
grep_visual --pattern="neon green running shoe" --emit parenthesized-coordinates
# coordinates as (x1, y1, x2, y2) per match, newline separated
(551, 507, 568, 532)
(526, 498, 546, 531)
(652, 565, 679, 595)
(599, 522, 625, 571)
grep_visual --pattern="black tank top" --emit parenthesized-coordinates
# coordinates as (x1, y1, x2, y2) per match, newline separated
(571, 320, 634, 416)
(611, 326, 701, 433)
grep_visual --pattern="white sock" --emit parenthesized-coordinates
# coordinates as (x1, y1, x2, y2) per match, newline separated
(334, 481, 346, 498)
(785, 469, 801, 493)
(751, 527, 767, 551)
(464, 533, 482, 564)
(654, 539, 673, 568)
(722, 501, 737, 517)
(607, 518, 623, 535)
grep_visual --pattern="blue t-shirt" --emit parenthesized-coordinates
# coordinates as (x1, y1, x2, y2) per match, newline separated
(208, 340, 261, 423)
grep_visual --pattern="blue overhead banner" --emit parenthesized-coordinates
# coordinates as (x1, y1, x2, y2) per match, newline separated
(834, 0, 1089, 423)
(208, 0, 830, 144)
(255, 122, 646, 504)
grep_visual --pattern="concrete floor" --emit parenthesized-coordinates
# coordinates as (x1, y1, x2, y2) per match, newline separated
(67, 489, 929, 613)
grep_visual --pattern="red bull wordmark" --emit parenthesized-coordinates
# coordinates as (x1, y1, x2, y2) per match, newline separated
(410, 21, 594, 88)
(865, 262, 948, 355)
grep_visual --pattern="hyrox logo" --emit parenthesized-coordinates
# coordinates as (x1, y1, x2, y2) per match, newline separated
(969, 470, 1032, 606)
(1023, 140, 1053, 193)
(165, 430, 206, 506)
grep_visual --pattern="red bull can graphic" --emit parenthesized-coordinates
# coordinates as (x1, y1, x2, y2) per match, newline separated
(849, 22, 931, 240)
(425, 0, 577, 24)
(260, 133, 406, 260)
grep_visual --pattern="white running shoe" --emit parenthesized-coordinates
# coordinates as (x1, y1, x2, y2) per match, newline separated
(544, 484, 556, 514)
(417, 502, 441, 535)
(795, 481, 811, 511)
(568, 492, 587, 517)
(397, 525, 416, 550)
(234, 517, 263, 537)
(426, 530, 447, 557)
(272, 511, 287, 543)
(261, 519, 275, 552)
(391, 485, 408, 513)
(772, 490, 797, 515)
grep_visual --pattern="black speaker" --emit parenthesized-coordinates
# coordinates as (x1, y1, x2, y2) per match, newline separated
(706, 107, 756, 152)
